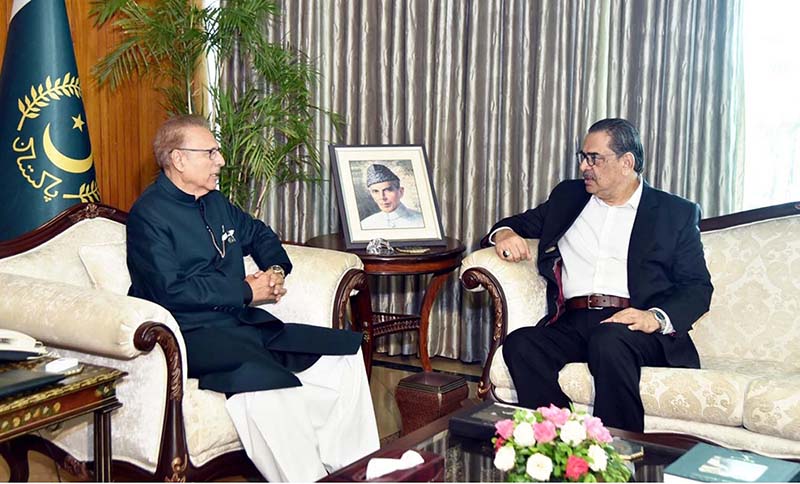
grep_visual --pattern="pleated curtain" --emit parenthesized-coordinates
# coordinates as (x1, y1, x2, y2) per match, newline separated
(224, 0, 744, 363)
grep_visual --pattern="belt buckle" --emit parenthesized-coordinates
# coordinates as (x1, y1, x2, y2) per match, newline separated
(587, 294, 604, 310)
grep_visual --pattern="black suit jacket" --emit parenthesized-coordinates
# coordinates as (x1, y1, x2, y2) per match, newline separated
(488, 179, 713, 368)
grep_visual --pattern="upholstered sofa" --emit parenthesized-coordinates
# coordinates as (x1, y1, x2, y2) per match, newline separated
(460, 201, 800, 459)
(0, 203, 371, 481)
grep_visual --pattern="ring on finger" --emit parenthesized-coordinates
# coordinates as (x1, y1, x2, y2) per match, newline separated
(502, 249, 511, 258)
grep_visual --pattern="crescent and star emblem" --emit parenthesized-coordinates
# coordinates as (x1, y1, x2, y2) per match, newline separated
(42, 122, 93, 174)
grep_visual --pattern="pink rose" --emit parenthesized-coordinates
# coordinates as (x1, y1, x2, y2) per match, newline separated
(584, 416, 613, 443)
(538, 404, 570, 427)
(533, 420, 557, 443)
(565, 455, 589, 480)
(495, 419, 515, 440)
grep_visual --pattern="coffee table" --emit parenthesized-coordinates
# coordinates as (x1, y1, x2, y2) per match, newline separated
(323, 402, 708, 482)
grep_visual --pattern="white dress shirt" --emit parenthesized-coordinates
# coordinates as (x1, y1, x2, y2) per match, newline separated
(492, 179, 673, 333)
(559, 181, 643, 299)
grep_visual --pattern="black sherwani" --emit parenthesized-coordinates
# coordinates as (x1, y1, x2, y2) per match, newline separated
(127, 172, 361, 394)
(488, 179, 713, 430)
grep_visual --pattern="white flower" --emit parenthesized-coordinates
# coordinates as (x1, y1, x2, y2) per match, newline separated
(588, 444, 608, 471)
(494, 445, 516, 471)
(526, 453, 553, 481)
(512, 422, 536, 447)
(559, 420, 587, 446)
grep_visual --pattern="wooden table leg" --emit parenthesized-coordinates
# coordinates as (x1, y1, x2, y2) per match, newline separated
(418, 271, 452, 372)
(93, 408, 114, 482)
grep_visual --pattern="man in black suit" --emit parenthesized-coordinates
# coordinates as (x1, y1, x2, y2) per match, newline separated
(488, 118, 713, 432)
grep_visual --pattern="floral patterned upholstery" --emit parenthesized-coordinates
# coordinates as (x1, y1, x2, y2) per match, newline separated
(0, 213, 367, 478)
(461, 207, 800, 458)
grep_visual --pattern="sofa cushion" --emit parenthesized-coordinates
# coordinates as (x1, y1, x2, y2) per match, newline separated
(744, 374, 800, 442)
(183, 379, 242, 466)
(491, 348, 797, 429)
(559, 357, 797, 428)
(78, 242, 131, 295)
(693, 216, 800, 366)
(0, 218, 126, 288)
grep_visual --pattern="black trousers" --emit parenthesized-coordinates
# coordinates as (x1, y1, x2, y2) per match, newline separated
(502, 308, 668, 432)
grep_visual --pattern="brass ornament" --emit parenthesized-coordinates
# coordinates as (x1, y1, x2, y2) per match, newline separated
(166, 455, 188, 482)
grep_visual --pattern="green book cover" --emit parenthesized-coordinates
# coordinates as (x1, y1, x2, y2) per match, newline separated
(665, 443, 800, 482)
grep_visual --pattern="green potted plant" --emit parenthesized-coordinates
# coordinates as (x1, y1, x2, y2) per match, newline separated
(91, 0, 340, 216)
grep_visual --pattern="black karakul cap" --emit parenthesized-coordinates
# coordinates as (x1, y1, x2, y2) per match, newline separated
(366, 164, 400, 186)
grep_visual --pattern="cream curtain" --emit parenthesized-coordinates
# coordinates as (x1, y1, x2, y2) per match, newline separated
(230, 0, 744, 363)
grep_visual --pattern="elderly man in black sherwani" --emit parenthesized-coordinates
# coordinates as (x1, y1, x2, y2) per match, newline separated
(126, 115, 378, 482)
(488, 118, 713, 432)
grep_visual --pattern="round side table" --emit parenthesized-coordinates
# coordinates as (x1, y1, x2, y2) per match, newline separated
(305, 234, 465, 373)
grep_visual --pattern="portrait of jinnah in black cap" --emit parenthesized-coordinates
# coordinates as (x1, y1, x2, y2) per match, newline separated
(360, 163, 424, 229)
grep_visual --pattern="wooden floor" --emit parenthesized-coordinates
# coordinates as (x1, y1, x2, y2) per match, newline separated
(0, 354, 481, 481)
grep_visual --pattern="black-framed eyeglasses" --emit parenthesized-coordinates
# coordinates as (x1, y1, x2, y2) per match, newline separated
(575, 150, 619, 167)
(172, 147, 222, 160)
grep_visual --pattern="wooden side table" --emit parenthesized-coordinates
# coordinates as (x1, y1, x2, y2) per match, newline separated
(305, 234, 465, 373)
(0, 358, 125, 482)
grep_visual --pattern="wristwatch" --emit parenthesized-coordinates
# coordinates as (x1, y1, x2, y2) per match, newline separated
(269, 265, 285, 278)
(649, 309, 667, 333)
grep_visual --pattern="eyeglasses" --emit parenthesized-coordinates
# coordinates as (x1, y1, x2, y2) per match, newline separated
(575, 150, 619, 167)
(172, 147, 222, 160)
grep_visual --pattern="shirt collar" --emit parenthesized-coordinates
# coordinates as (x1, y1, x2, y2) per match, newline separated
(381, 204, 408, 220)
(156, 171, 198, 204)
(591, 177, 643, 209)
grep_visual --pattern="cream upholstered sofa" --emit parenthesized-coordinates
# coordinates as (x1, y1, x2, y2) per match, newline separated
(460, 201, 800, 459)
(0, 203, 371, 481)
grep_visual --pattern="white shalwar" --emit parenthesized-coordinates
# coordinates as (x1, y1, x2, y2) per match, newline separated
(225, 349, 379, 482)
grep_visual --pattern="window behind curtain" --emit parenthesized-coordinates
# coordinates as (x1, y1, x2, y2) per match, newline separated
(743, 0, 800, 209)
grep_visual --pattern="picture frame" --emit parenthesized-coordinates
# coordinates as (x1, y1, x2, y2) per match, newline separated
(329, 144, 446, 249)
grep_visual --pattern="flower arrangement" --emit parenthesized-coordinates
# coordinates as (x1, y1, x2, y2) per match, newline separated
(492, 405, 632, 482)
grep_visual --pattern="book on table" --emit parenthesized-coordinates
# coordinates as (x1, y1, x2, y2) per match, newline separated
(0, 368, 66, 399)
(664, 442, 800, 483)
(448, 400, 522, 440)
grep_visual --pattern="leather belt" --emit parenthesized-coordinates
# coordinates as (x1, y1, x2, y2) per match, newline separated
(565, 294, 630, 311)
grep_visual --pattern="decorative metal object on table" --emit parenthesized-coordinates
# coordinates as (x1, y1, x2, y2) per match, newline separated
(366, 237, 395, 255)
(0, 357, 126, 482)
(305, 233, 465, 373)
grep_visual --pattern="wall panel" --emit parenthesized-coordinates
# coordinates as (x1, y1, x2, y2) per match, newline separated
(0, 0, 166, 211)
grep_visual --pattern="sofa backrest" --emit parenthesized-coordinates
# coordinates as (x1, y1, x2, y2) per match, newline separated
(0, 217, 125, 288)
(692, 208, 800, 367)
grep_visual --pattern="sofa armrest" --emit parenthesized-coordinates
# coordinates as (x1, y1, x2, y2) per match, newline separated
(0, 272, 184, 360)
(245, 245, 366, 329)
(459, 240, 548, 398)
(0, 272, 201, 479)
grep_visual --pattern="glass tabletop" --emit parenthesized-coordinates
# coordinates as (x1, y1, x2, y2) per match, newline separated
(411, 427, 689, 482)
(322, 402, 705, 483)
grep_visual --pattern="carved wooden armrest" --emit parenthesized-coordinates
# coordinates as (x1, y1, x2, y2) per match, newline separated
(459, 241, 547, 398)
(134, 322, 191, 480)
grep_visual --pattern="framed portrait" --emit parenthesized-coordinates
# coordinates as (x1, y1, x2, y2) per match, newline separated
(329, 144, 445, 249)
